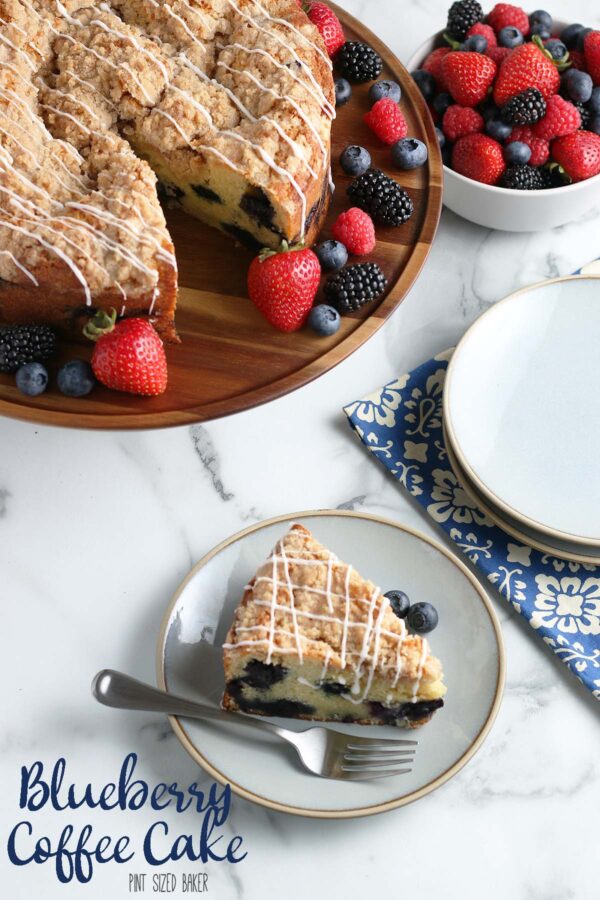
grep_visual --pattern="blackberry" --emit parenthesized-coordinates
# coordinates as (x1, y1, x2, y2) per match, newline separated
(500, 164, 549, 190)
(347, 168, 414, 226)
(446, 0, 484, 40)
(325, 263, 387, 313)
(0, 324, 57, 373)
(575, 102, 591, 129)
(335, 41, 382, 84)
(501, 88, 547, 126)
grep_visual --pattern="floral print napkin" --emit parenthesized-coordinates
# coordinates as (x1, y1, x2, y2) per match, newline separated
(344, 347, 600, 699)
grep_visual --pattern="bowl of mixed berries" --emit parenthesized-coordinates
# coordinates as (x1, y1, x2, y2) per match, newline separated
(407, 2, 600, 230)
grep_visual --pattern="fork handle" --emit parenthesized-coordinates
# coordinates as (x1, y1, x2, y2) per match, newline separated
(92, 669, 286, 739)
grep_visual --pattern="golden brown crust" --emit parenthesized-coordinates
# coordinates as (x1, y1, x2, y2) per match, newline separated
(0, 0, 333, 331)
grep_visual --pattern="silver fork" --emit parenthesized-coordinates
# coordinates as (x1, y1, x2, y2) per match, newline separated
(92, 669, 417, 781)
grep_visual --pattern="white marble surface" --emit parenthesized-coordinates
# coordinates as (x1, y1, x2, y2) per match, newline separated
(2, 1, 600, 897)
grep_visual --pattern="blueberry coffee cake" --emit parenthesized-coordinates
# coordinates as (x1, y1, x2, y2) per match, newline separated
(222, 524, 446, 728)
(0, 0, 334, 337)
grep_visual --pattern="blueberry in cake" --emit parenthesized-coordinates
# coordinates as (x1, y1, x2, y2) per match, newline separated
(222, 524, 446, 728)
(0, 0, 334, 338)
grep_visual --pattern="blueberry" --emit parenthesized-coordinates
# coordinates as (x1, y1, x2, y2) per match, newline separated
(315, 239, 348, 272)
(412, 69, 436, 101)
(498, 26, 524, 48)
(307, 304, 341, 336)
(589, 115, 600, 135)
(407, 602, 439, 634)
(486, 117, 513, 141)
(589, 87, 600, 114)
(385, 590, 410, 619)
(57, 359, 95, 397)
(561, 23, 584, 49)
(432, 91, 453, 117)
(15, 361, 48, 397)
(530, 22, 551, 40)
(564, 68, 594, 104)
(368, 79, 401, 105)
(435, 125, 446, 148)
(334, 77, 352, 107)
(340, 144, 371, 176)
(530, 9, 552, 30)
(391, 137, 428, 170)
(577, 27, 594, 52)
(544, 39, 568, 61)
(504, 141, 531, 165)
(463, 34, 488, 53)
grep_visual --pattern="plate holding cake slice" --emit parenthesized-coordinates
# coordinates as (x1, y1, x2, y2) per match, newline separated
(222, 523, 446, 727)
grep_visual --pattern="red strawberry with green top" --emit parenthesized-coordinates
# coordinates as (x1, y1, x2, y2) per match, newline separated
(248, 242, 320, 332)
(305, 2, 345, 57)
(534, 94, 581, 140)
(441, 51, 497, 107)
(452, 133, 506, 184)
(422, 47, 451, 90)
(584, 31, 600, 85)
(487, 3, 530, 37)
(493, 42, 560, 105)
(552, 131, 600, 182)
(83, 310, 168, 396)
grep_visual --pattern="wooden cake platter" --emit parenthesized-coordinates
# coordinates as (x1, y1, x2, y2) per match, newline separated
(0, 4, 443, 430)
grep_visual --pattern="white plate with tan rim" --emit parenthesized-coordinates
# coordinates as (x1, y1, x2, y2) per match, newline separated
(444, 275, 600, 550)
(444, 427, 600, 567)
(156, 510, 504, 819)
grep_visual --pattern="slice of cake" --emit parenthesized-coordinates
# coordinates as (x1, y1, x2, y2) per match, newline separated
(222, 524, 446, 728)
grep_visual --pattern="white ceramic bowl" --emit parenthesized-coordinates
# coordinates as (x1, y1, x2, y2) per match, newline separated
(407, 22, 600, 231)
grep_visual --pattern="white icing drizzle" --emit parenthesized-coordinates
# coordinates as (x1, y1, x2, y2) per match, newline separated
(225, 531, 430, 706)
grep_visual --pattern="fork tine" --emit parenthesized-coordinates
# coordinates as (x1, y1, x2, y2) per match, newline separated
(345, 737, 418, 749)
(344, 751, 415, 761)
(341, 767, 412, 781)
(343, 758, 416, 771)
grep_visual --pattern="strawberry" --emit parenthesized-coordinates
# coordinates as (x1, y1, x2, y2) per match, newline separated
(441, 51, 497, 107)
(305, 2, 345, 57)
(493, 43, 560, 105)
(466, 22, 497, 49)
(247, 242, 320, 332)
(552, 131, 600, 182)
(534, 94, 581, 140)
(487, 3, 530, 37)
(510, 125, 549, 165)
(569, 49, 588, 72)
(363, 98, 408, 144)
(442, 105, 484, 141)
(452, 133, 506, 184)
(332, 208, 375, 255)
(83, 310, 168, 396)
(486, 46, 511, 66)
(584, 30, 600, 85)
(422, 47, 451, 90)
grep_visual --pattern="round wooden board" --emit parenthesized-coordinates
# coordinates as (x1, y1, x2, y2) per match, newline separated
(0, 4, 442, 430)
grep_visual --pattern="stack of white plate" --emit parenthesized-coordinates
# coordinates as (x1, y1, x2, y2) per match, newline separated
(443, 275, 600, 565)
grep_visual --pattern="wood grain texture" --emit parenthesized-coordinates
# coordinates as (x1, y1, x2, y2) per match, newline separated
(0, 4, 443, 430)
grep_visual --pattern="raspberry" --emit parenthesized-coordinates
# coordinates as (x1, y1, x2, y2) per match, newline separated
(467, 22, 497, 48)
(452, 133, 506, 184)
(534, 94, 581, 140)
(486, 46, 511, 65)
(487, 3, 530, 37)
(510, 125, 550, 165)
(422, 47, 451, 90)
(331, 208, 376, 256)
(570, 49, 588, 72)
(363, 98, 408, 145)
(442, 105, 484, 141)
(306, 2, 345, 57)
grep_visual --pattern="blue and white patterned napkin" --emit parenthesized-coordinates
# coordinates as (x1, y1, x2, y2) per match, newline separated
(344, 280, 600, 698)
